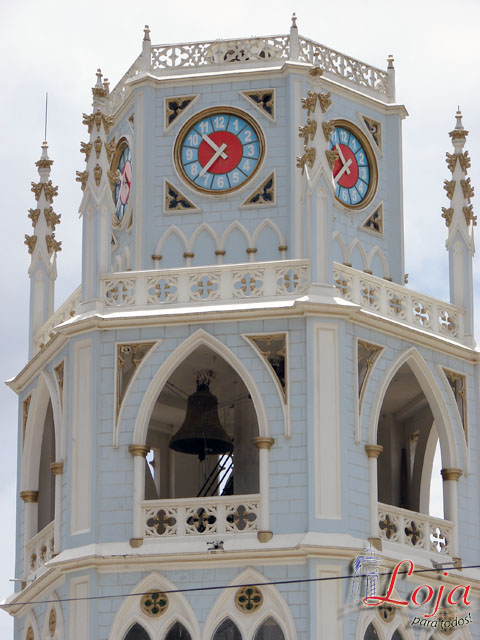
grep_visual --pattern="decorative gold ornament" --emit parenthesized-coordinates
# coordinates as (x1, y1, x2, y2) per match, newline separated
(235, 585, 264, 613)
(363, 116, 382, 150)
(165, 95, 197, 127)
(377, 602, 395, 623)
(140, 591, 169, 617)
(164, 180, 198, 212)
(301, 90, 317, 116)
(22, 395, 31, 445)
(54, 361, 64, 404)
(24, 234, 37, 254)
(322, 120, 335, 141)
(361, 206, 383, 234)
(358, 341, 383, 401)
(46, 233, 62, 254)
(461, 178, 474, 199)
(443, 179, 455, 199)
(28, 208, 40, 227)
(117, 343, 155, 420)
(82, 112, 95, 133)
(20, 490, 39, 503)
(48, 608, 56, 636)
(26, 626, 34, 640)
(441, 207, 454, 227)
(93, 164, 102, 187)
(105, 138, 116, 162)
(440, 468, 463, 482)
(463, 204, 477, 226)
(50, 461, 64, 475)
(458, 151, 471, 173)
(449, 127, 468, 140)
(443, 368, 467, 437)
(44, 207, 61, 230)
(80, 141, 92, 162)
(92, 85, 107, 99)
(94, 137, 103, 159)
(31, 181, 43, 200)
(298, 118, 317, 143)
(296, 146, 316, 174)
(365, 444, 383, 459)
(128, 444, 150, 458)
(309, 65, 323, 77)
(102, 114, 115, 135)
(241, 90, 275, 119)
(253, 437, 275, 450)
(325, 148, 339, 171)
(247, 333, 286, 400)
(318, 91, 332, 113)
(76, 170, 89, 190)
(36, 156, 53, 169)
(445, 152, 457, 173)
(107, 169, 120, 191)
(242, 172, 275, 206)
(44, 181, 58, 202)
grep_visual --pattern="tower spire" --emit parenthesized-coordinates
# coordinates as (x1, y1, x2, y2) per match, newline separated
(442, 109, 476, 345)
(26, 141, 61, 355)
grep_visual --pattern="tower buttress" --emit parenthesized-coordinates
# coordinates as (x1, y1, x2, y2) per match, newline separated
(77, 68, 115, 304)
(25, 142, 61, 356)
(442, 110, 476, 344)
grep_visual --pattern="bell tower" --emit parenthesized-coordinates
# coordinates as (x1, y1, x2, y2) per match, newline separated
(4, 17, 479, 640)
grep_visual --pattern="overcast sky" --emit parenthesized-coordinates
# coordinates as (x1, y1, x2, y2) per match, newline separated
(1, 0, 479, 634)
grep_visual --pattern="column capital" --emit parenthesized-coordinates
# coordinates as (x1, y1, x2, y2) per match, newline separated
(129, 444, 150, 458)
(441, 467, 463, 481)
(365, 444, 383, 459)
(254, 437, 275, 450)
(50, 461, 64, 475)
(20, 490, 39, 503)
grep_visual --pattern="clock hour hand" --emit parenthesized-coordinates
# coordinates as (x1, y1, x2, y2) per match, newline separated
(202, 134, 227, 160)
(335, 144, 351, 175)
(334, 159, 352, 184)
(199, 143, 227, 177)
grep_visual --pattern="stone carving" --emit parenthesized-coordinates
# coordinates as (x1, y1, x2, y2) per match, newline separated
(28, 208, 40, 226)
(44, 207, 61, 230)
(445, 152, 457, 173)
(80, 141, 92, 162)
(296, 146, 316, 174)
(325, 148, 339, 171)
(76, 170, 89, 190)
(298, 118, 317, 143)
(322, 120, 335, 141)
(46, 233, 62, 254)
(443, 179, 455, 199)
(441, 207, 453, 227)
(24, 234, 37, 254)
(463, 204, 477, 226)
(242, 173, 274, 206)
(241, 90, 274, 119)
(461, 178, 474, 199)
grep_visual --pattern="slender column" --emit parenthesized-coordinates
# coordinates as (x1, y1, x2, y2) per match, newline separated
(441, 467, 462, 557)
(20, 490, 39, 577)
(129, 444, 150, 546)
(50, 461, 64, 554)
(365, 445, 383, 545)
(254, 437, 275, 543)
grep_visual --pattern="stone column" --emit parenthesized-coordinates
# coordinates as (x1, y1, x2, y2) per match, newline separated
(129, 444, 150, 547)
(365, 445, 383, 547)
(254, 437, 275, 543)
(50, 461, 64, 554)
(441, 467, 462, 558)
(20, 490, 39, 577)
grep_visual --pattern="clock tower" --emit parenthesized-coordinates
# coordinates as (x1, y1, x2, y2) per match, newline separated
(4, 16, 479, 640)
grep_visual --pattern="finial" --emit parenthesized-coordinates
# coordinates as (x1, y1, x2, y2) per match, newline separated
(92, 68, 107, 99)
(291, 13, 297, 28)
(35, 140, 53, 171)
(96, 68, 103, 88)
(455, 108, 463, 130)
(144, 24, 151, 41)
(387, 55, 394, 70)
(103, 77, 110, 94)
(449, 107, 468, 140)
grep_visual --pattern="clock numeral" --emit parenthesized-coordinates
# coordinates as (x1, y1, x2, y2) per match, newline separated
(340, 130, 348, 144)
(357, 181, 365, 195)
(359, 167, 368, 181)
(231, 171, 240, 184)
(351, 189, 359, 203)
(350, 138, 357, 152)
(227, 117, 247, 134)
(213, 116, 226, 129)
(330, 130, 339, 146)
(245, 143, 259, 158)
(198, 119, 211, 134)
(340, 187, 350, 204)
(241, 128, 254, 143)
(187, 133, 200, 146)
(356, 151, 367, 166)
(240, 159, 251, 173)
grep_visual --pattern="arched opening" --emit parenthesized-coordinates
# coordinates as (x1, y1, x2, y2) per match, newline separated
(37, 399, 56, 531)
(212, 619, 242, 640)
(377, 363, 442, 515)
(254, 617, 285, 639)
(364, 623, 379, 640)
(164, 622, 191, 639)
(145, 345, 259, 500)
(124, 623, 151, 640)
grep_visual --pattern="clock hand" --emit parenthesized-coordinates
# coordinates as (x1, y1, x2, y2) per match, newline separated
(335, 144, 351, 175)
(199, 143, 227, 177)
(202, 134, 227, 160)
(334, 159, 352, 184)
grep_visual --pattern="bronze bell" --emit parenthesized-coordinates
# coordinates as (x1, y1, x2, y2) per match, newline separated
(169, 376, 233, 461)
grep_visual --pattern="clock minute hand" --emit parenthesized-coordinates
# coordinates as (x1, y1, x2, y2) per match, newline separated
(334, 159, 352, 184)
(202, 134, 227, 160)
(199, 143, 227, 177)
(335, 144, 351, 175)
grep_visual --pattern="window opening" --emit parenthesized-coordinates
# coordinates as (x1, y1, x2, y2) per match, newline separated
(164, 621, 192, 639)
(212, 618, 242, 640)
(253, 617, 285, 639)
(124, 623, 151, 640)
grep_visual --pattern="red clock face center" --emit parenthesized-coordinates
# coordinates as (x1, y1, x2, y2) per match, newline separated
(119, 161, 132, 205)
(198, 131, 243, 174)
(332, 144, 359, 188)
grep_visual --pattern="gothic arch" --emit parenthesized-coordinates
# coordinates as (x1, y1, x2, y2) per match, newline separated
(22, 370, 61, 491)
(188, 222, 219, 253)
(155, 225, 189, 257)
(108, 572, 200, 640)
(219, 221, 251, 251)
(355, 614, 386, 640)
(133, 329, 269, 445)
(367, 347, 460, 469)
(367, 246, 389, 279)
(251, 218, 285, 248)
(41, 593, 65, 640)
(202, 567, 296, 640)
(332, 231, 348, 264)
(22, 612, 40, 640)
(347, 238, 368, 271)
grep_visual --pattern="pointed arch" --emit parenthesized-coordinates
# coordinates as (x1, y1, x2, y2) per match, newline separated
(251, 218, 285, 248)
(22, 370, 61, 490)
(22, 612, 40, 640)
(355, 615, 386, 640)
(367, 347, 460, 469)
(219, 221, 251, 251)
(332, 231, 348, 264)
(133, 329, 269, 445)
(202, 567, 296, 640)
(367, 246, 389, 279)
(188, 222, 219, 252)
(155, 225, 189, 256)
(347, 238, 368, 271)
(108, 572, 200, 640)
(41, 592, 65, 640)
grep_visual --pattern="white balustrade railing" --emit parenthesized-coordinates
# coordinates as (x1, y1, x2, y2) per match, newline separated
(101, 260, 310, 308)
(333, 263, 465, 343)
(107, 33, 391, 114)
(378, 503, 453, 555)
(25, 521, 54, 576)
(142, 495, 259, 537)
(34, 285, 81, 352)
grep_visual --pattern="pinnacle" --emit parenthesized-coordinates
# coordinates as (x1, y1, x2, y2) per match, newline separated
(291, 13, 297, 29)
(144, 24, 151, 42)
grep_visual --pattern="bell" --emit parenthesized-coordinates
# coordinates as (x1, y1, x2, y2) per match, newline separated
(169, 374, 233, 461)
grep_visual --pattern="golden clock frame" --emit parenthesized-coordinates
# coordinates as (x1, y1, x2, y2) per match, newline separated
(173, 106, 266, 196)
(331, 119, 378, 211)
(110, 137, 133, 229)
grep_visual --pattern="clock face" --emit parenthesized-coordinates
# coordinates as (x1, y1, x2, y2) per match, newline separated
(329, 122, 377, 208)
(113, 143, 132, 222)
(174, 107, 265, 194)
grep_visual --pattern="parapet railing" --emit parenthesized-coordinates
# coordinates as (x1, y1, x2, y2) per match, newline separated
(34, 285, 81, 353)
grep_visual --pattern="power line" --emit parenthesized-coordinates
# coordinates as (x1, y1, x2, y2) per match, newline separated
(3, 564, 478, 608)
